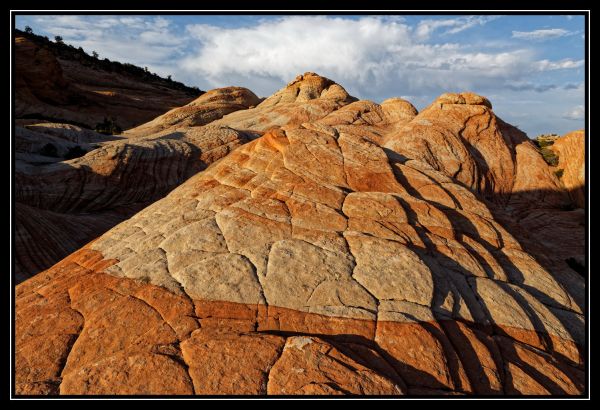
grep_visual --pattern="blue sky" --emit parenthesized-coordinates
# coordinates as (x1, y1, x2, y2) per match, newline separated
(15, 14, 586, 137)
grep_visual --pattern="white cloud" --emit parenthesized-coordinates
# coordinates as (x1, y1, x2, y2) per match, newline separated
(35, 15, 89, 30)
(180, 16, 580, 100)
(535, 58, 584, 71)
(118, 17, 146, 28)
(415, 16, 499, 40)
(563, 105, 585, 120)
(512, 28, 571, 40)
(28, 15, 187, 80)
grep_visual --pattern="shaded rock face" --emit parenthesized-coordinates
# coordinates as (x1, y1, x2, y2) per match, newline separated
(381, 92, 584, 282)
(15, 37, 72, 107)
(15, 75, 585, 396)
(14, 36, 198, 129)
(551, 130, 585, 208)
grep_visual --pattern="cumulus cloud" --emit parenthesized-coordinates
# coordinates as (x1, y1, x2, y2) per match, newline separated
(181, 16, 581, 100)
(512, 28, 572, 40)
(563, 105, 585, 120)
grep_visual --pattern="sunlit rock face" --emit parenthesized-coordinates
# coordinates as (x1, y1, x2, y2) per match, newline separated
(15, 74, 585, 396)
(551, 130, 585, 208)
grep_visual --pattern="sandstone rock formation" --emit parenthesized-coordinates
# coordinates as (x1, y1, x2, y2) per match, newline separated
(14, 123, 252, 280)
(15, 123, 123, 165)
(15, 35, 198, 129)
(14, 75, 357, 281)
(509, 130, 587, 275)
(125, 87, 262, 138)
(15, 76, 585, 395)
(551, 130, 585, 208)
(209, 72, 358, 132)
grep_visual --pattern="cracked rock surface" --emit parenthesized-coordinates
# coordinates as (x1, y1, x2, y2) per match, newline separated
(15, 73, 585, 396)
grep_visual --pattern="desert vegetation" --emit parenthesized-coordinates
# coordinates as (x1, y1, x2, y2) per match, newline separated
(94, 117, 122, 135)
(534, 134, 560, 167)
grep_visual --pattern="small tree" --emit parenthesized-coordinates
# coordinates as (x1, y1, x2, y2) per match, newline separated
(167, 75, 172, 81)
(92, 51, 99, 59)
(24, 26, 33, 34)
(144, 66, 149, 73)
(95, 117, 122, 135)
(54, 35, 64, 44)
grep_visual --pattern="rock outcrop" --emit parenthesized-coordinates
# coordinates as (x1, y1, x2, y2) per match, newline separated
(15, 36, 198, 129)
(125, 87, 262, 137)
(551, 130, 585, 208)
(15, 76, 585, 395)
(14, 75, 357, 281)
(209, 72, 358, 132)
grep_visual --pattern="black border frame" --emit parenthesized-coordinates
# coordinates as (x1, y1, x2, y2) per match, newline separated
(8, 8, 591, 400)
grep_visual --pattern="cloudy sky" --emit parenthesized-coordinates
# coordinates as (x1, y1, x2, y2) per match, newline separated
(15, 14, 586, 137)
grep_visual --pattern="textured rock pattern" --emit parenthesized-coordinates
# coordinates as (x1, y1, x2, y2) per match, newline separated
(210, 72, 358, 132)
(15, 75, 585, 395)
(15, 76, 356, 281)
(14, 125, 252, 280)
(125, 87, 262, 137)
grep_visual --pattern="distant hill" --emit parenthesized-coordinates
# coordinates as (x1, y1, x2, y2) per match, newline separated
(14, 28, 203, 130)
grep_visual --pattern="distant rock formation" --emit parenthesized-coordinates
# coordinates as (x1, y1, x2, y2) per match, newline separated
(15, 36, 199, 129)
(15, 74, 585, 395)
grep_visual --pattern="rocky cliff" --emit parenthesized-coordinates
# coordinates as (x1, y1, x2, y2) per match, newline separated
(14, 73, 586, 396)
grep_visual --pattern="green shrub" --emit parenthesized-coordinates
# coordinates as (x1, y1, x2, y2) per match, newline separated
(39, 143, 59, 157)
(537, 139, 555, 148)
(534, 134, 559, 149)
(554, 169, 564, 178)
(95, 117, 122, 135)
(540, 147, 559, 167)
